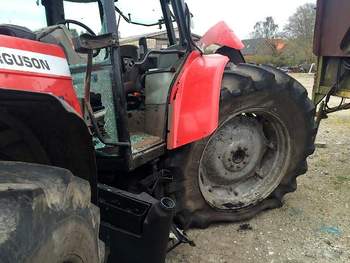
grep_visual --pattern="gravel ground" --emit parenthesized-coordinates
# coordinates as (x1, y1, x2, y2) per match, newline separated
(167, 73, 350, 263)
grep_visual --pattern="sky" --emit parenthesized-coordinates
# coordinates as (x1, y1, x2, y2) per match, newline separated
(1, 0, 316, 40)
(115, 0, 317, 39)
(187, 0, 317, 39)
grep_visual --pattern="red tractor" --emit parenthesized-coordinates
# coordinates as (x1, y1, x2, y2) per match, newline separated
(0, 0, 315, 262)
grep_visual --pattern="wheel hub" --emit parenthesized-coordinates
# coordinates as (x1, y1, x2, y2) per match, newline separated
(222, 146, 249, 173)
(204, 116, 267, 184)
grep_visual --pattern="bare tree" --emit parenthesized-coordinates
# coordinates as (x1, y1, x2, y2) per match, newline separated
(283, 3, 316, 64)
(251, 16, 279, 39)
(249, 17, 280, 58)
(284, 3, 316, 41)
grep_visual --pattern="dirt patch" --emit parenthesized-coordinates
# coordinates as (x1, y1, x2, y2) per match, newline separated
(167, 74, 350, 263)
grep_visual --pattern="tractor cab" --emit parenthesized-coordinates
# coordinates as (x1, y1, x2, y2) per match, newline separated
(44, 0, 190, 170)
(0, 0, 192, 170)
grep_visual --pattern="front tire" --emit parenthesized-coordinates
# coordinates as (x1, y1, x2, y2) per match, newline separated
(0, 115, 104, 262)
(0, 162, 104, 263)
(167, 64, 316, 229)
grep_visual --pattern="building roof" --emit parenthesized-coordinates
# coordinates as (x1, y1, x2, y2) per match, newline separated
(242, 38, 286, 56)
(120, 29, 201, 45)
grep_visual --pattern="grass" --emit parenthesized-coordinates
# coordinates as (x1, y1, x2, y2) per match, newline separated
(335, 175, 350, 184)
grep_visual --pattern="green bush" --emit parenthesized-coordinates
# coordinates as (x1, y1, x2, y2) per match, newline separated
(245, 41, 316, 67)
(245, 55, 290, 67)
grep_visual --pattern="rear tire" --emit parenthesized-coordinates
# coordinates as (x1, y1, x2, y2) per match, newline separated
(167, 64, 316, 229)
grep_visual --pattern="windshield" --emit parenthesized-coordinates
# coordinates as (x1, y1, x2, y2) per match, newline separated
(64, 1, 102, 35)
(115, 0, 164, 26)
(116, 0, 178, 41)
(0, 0, 47, 30)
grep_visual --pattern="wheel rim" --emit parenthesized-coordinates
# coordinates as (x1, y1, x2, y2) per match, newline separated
(198, 109, 291, 210)
(62, 255, 84, 263)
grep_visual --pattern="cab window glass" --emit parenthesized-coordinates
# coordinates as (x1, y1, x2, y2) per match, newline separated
(0, 0, 47, 30)
(63, 1, 102, 36)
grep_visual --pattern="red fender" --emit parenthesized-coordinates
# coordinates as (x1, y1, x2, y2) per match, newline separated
(167, 51, 229, 149)
(199, 21, 244, 50)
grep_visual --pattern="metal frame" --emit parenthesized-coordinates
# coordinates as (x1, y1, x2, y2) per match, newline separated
(160, 0, 176, 46)
(170, 0, 189, 47)
(102, 0, 132, 167)
(313, 0, 350, 107)
(43, 0, 64, 26)
(313, 55, 350, 105)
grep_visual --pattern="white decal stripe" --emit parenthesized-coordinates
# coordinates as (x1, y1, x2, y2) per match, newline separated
(0, 47, 71, 77)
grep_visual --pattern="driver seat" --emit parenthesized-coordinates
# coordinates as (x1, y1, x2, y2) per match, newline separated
(0, 24, 36, 40)
(36, 25, 87, 65)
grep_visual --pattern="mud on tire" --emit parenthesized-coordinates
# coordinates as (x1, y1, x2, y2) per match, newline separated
(166, 64, 316, 229)
(0, 162, 104, 263)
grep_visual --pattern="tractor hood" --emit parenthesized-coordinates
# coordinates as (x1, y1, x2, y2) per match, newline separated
(199, 21, 244, 50)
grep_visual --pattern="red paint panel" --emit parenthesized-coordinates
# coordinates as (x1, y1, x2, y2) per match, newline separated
(0, 71, 81, 115)
(167, 51, 229, 149)
(0, 35, 82, 115)
(0, 35, 66, 57)
(200, 21, 244, 50)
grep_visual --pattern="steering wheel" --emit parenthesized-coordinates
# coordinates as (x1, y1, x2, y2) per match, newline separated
(57, 19, 96, 36)
(57, 19, 101, 57)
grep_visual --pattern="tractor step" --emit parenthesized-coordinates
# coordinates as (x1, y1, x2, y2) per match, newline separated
(130, 132, 163, 154)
